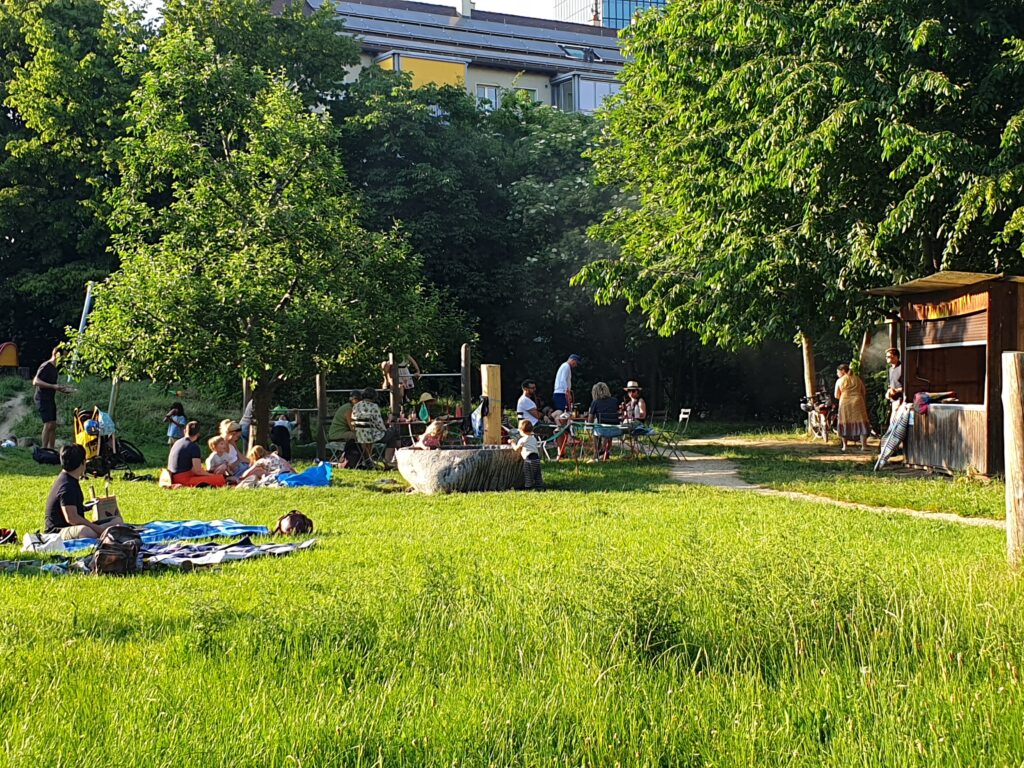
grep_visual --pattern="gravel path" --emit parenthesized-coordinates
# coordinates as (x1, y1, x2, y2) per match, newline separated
(670, 451, 1004, 530)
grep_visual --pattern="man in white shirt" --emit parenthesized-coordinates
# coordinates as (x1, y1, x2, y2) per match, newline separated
(552, 354, 581, 412)
(517, 380, 543, 425)
(885, 348, 904, 426)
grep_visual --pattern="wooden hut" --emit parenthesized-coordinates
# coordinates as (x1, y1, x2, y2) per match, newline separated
(868, 271, 1024, 475)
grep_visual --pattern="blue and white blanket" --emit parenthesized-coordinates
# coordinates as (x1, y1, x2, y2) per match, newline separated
(60, 519, 270, 553)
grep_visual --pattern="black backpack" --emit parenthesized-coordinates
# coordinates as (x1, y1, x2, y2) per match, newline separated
(90, 525, 143, 576)
(116, 440, 146, 465)
(32, 447, 60, 465)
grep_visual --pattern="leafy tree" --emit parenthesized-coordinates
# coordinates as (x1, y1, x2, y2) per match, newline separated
(77, 30, 442, 444)
(578, 0, 1024, 380)
(0, 0, 145, 362)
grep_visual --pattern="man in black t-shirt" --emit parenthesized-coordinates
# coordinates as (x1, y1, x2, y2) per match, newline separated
(44, 445, 123, 540)
(166, 421, 226, 487)
(32, 347, 72, 450)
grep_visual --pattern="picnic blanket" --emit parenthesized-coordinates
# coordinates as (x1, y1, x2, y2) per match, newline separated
(27, 519, 270, 555)
(139, 536, 316, 570)
(4, 536, 315, 576)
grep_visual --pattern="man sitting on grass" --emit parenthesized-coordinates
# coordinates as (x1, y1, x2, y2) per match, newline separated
(44, 444, 124, 541)
(167, 421, 226, 487)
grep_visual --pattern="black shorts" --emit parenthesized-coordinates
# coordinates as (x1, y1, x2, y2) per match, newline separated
(37, 398, 56, 423)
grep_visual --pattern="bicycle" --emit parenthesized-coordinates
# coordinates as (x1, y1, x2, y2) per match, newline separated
(800, 389, 836, 443)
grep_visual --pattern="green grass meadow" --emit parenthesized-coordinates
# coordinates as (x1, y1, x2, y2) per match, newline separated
(2, 377, 1023, 765)
(2, 442, 1024, 765)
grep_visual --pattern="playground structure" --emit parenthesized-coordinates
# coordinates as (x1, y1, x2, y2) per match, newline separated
(310, 344, 475, 460)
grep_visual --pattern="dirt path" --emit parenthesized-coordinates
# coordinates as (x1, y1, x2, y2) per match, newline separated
(669, 451, 1003, 530)
(0, 392, 30, 440)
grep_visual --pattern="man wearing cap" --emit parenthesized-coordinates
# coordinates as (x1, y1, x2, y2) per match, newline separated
(552, 355, 580, 413)
(328, 391, 360, 444)
(517, 380, 544, 426)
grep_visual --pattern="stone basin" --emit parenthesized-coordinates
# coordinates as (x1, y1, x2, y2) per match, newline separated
(396, 445, 524, 494)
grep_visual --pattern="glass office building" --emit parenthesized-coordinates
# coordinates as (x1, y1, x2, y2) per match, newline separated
(602, 0, 665, 29)
(555, 0, 666, 30)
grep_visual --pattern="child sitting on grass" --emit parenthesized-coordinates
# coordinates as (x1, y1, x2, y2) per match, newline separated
(205, 436, 237, 484)
(510, 419, 544, 490)
(416, 420, 445, 450)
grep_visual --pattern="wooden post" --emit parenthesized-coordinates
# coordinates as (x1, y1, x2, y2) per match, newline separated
(1004, 352, 1024, 567)
(800, 332, 816, 435)
(315, 372, 328, 461)
(388, 352, 401, 423)
(107, 376, 121, 419)
(480, 364, 502, 445)
(460, 343, 472, 419)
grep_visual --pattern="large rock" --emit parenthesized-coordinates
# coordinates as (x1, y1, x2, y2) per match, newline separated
(396, 446, 524, 494)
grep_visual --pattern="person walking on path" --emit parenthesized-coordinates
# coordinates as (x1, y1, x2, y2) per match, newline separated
(552, 354, 580, 413)
(32, 346, 73, 450)
(834, 363, 871, 452)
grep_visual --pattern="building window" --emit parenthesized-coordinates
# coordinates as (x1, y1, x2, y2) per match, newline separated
(516, 87, 538, 103)
(476, 84, 501, 110)
(572, 79, 620, 114)
(559, 44, 602, 62)
(553, 80, 575, 112)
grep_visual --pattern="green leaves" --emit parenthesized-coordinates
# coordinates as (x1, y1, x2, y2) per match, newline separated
(582, 0, 1024, 350)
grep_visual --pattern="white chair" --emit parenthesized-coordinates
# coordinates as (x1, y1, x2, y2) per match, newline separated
(678, 408, 692, 433)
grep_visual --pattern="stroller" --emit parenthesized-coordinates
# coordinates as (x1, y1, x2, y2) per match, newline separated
(73, 406, 145, 478)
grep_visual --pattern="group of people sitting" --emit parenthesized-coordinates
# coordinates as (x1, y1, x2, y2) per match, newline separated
(517, 371, 652, 462)
(164, 418, 294, 489)
(327, 386, 449, 468)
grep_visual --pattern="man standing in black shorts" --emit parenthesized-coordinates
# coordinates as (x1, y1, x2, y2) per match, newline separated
(32, 347, 72, 450)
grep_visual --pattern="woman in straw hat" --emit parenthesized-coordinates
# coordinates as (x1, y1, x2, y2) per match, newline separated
(621, 381, 648, 426)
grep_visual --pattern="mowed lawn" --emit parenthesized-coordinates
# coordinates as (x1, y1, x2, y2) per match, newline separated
(2, 452, 1024, 766)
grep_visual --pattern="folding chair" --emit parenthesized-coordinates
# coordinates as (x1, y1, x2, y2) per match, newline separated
(351, 419, 387, 469)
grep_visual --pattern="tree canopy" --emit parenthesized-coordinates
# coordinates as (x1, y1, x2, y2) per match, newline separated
(77, 25, 441, 441)
(579, 0, 1024, 351)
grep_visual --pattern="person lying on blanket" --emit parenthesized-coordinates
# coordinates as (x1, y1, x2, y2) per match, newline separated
(44, 445, 125, 541)
(235, 445, 295, 488)
(167, 421, 227, 487)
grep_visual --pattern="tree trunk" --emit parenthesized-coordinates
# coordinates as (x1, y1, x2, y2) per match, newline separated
(250, 381, 279, 450)
(800, 332, 816, 435)
(857, 329, 872, 372)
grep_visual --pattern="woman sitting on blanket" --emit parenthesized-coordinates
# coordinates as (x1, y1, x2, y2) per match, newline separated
(235, 446, 294, 489)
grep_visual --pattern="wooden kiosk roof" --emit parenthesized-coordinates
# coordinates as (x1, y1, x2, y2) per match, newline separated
(868, 271, 1024, 298)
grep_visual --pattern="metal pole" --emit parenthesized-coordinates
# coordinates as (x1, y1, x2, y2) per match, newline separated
(67, 281, 95, 382)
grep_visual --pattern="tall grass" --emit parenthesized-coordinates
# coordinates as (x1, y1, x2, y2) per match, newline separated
(1, 458, 1022, 765)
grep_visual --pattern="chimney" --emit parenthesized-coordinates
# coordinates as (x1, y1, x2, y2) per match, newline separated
(460, 0, 474, 16)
